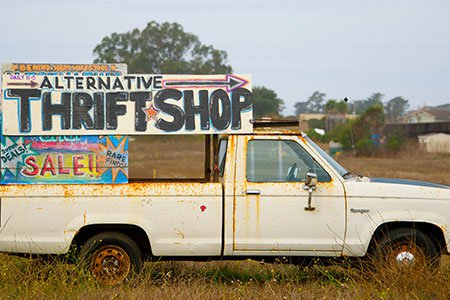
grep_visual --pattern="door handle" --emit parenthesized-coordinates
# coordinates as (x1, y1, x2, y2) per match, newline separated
(246, 189, 261, 195)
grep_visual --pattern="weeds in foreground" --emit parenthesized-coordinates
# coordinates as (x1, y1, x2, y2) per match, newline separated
(0, 254, 449, 299)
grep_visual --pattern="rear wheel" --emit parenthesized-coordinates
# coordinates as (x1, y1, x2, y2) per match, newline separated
(79, 231, 144, 285)
(373, 228, 440, 270)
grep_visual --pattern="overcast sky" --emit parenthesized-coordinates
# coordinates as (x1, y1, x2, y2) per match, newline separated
(1, 0, 449, 115)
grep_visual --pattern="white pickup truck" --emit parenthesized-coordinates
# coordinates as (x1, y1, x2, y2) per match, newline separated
(0, 129, 449, 284)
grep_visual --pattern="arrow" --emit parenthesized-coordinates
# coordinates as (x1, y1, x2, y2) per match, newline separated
(7, 80, 39, 88)
(162, 75, 248, 92)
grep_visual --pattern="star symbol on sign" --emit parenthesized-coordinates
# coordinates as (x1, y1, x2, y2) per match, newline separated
(142, 104, 160, 122)
(96, 136, 128, 183)
(1, 136, 36, 178)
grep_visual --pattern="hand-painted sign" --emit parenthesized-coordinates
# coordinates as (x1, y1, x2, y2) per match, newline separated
(3, 63, 127, 75)
(0, 64, 130, 185)
(1, 64, 253, 136)
(0, 134, 128, 184)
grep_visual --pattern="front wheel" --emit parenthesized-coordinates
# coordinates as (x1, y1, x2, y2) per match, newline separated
(373, 228, 440, 271)
(79, 231, 144, 285)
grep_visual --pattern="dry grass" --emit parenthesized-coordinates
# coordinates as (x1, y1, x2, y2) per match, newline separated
(0, 255, 449, 299)
(128, 135, 205, 179)
(1, 139, 449, 299)
(336, 153, 450, 186)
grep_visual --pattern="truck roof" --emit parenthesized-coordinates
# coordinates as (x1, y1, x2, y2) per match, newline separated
(251, 129, 306, 136)
(250, 119, 305, 136)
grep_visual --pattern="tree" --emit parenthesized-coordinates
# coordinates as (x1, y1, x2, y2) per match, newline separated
(294, 101, 309, 115)
(349, 93, 384, 115)
(323, 99, 348, 131)
(435, 103, 450, 110)
(308, 91, 327, 113)
(294, 91, 326, 115)
(352, 105, 385, 155)
(252, 86, 284, 118)
(327, 105, 385, 156)
(385, 96, 409, 123)
(324, 99, 348, 114)
(93, 21, 232, 74)
(307, 118, 325, 129)
(366, 93, 384, 108)
(361, 105, 385, 131)
(326, 120, 355, 150)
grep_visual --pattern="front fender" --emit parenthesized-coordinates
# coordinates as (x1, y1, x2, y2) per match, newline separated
(343, 209, 449, 256)
(343, 181, 450, 256)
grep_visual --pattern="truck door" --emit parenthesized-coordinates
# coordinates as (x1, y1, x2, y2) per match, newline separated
(233, 135, 346, 254)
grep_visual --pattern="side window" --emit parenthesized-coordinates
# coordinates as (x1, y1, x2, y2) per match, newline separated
(246, 140, 331, 182)
(218, 138, 228, 177)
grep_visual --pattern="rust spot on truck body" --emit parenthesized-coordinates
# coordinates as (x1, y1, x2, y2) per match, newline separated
(0, 181, 221, 199)
(174, 228, 185, 239)
(317, 179, 335, 191)
(253, 129, 304, 136)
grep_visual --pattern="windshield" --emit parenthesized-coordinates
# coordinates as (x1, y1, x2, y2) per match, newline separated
(305, 136, 350, 178)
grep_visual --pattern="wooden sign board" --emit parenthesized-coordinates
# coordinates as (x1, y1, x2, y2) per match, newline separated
(1, 64, 253, 136)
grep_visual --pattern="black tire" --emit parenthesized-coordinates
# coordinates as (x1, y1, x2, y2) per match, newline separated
(78, 231, 144, 285)
(373, 228, 440, 270)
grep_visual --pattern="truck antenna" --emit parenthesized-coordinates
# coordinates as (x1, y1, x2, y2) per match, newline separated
(344, 97, 357, 157)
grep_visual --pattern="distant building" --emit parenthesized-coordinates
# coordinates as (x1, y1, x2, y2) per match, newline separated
(298, 113, 358, 131)
(298, 113, 325, 131)
(404, 107, 450, 124)
(385, 106, 450, 137)
(418, 133, 450, 153)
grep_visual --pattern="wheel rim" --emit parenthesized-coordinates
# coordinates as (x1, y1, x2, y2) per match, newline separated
(90, 245, 131, 285)
(395, 249, 415, 266)
(389, 243, 425, 268)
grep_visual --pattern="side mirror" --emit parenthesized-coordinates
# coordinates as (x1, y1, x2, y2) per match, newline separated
(305, 172, 317, 189)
